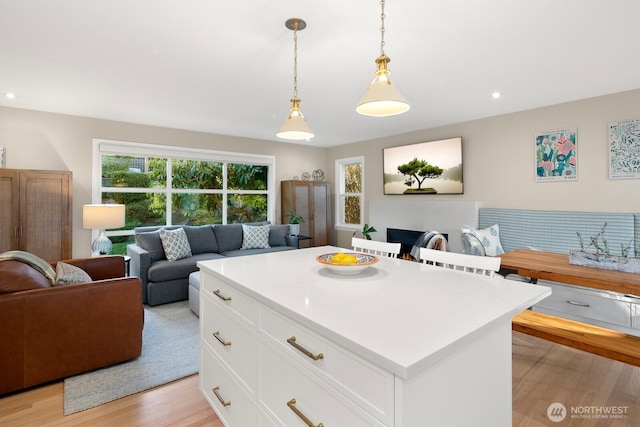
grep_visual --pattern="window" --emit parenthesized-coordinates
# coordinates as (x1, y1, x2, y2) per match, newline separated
(335, 156, 364, 230)
(93, 139, 275, 254)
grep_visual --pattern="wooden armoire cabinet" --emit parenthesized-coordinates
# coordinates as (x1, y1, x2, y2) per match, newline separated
(0, 169, 72, 261)
(281, 180, 331, 248)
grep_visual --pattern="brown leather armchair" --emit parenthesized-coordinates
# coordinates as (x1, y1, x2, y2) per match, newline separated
(0, 256, 144, 395)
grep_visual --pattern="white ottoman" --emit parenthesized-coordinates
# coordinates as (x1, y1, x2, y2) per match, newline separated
(188, 271, 201, 316)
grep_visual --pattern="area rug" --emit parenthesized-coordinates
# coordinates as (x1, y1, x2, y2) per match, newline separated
(64, 300, 199, 415)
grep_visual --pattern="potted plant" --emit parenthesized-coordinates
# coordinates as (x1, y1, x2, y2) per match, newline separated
(571, 222, 640, 273)
(352, 223, 377, 240)
(285, 209, 304, 236)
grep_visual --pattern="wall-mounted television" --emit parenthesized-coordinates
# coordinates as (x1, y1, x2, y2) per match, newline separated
(383, 137, 463, 195)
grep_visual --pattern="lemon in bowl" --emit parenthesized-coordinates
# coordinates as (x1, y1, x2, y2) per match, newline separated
(316, 252, 379, 275)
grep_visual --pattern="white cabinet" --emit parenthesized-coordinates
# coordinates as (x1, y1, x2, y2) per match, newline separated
(199, 272, 389, 426)
(259, 343, 385, 426)
(259, 306, 394, 425)
(200, 345, 256, 427)
(532, 280, 640, 335)
(198, 248, 550, 426)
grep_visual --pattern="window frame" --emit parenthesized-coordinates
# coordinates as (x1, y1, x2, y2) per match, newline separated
(92, 138, 276, 241)
(335, 156, 365, 231)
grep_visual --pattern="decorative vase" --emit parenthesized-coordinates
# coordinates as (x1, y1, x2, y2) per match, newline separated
(289, 224, 300, 236)
(569, 250, 640, 273)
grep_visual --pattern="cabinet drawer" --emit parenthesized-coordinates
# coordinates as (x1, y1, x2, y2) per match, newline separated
(200, 345, 256, 427)
(259, 306, 393, 424)
(201, 295, 257, 394)
(259, 343, 386, 427)
(201, 271, 256, 325)
(534, 281, 632, 327)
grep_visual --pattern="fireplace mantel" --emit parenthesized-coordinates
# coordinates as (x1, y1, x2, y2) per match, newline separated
(370, 200, 481, 253)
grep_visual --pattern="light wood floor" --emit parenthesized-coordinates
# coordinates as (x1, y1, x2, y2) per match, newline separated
(1, 332, 638, 426)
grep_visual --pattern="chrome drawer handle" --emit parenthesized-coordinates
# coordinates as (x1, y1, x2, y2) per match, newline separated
(213, 331, 232, 346)
(212, 386, 231, 407)
(287, 398, 324, 427)
(566, 300, 590, 308)
(287, 336, 324, 361)
(213, 289, 232, 302)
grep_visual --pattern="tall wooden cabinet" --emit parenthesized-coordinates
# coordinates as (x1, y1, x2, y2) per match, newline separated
(281, 180, 331, 247)
(0, 169, 72, 261)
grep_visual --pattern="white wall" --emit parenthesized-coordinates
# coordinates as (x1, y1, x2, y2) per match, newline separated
(0, 107, 329, 258)
(328, 89, 640, 248)
(2, 88, 639, 256)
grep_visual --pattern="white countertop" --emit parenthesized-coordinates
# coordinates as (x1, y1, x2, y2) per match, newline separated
(198, 246, 551, 379)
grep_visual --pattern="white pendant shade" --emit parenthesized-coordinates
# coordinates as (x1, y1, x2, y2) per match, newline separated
(276, 98, 314, 140)
(356, 56, 410, 117)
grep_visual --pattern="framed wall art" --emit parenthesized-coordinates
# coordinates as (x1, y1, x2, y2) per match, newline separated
(535, 128, 577, 182)
(609, 118, 640, 179)
(383, 137, 463, 195)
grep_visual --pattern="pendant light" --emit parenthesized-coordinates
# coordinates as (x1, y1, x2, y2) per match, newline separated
(356, 0, 410, 117)
(277, 18, 314, 140)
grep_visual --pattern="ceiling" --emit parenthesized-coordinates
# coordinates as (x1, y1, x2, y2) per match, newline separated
(1, 0, 639, 148)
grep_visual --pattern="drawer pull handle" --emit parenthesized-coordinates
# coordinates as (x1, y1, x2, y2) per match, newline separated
(213, 331, 232, 346)
(213, 289, 232, 302)
(566, 300, 590, 308)
(287, 336, 324, 360)
(212, 386, 231, 407)
(287, 398, 324, 427)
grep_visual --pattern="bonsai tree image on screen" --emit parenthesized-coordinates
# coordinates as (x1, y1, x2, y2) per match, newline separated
(398, 157, 443, 194)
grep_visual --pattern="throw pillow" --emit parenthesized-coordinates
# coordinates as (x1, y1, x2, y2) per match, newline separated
(0, 250, 57, 284)
(462, 224, 504, 256)
(159, 228, 192, 262)
(241, 224, 271, 250)
(184, 225, 218, 254)
(135, 230, 166, 263)
(268, 224, 289, 247)
(55, 262, 92, 285)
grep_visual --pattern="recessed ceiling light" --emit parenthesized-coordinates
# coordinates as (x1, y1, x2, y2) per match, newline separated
(5, 93, 16, 99)
(491, 92, 501, 99)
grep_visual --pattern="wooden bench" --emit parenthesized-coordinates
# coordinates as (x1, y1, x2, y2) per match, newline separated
(512, 310, 640, 367)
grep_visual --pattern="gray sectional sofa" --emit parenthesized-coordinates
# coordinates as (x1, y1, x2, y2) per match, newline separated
(127, 222, 298, 306)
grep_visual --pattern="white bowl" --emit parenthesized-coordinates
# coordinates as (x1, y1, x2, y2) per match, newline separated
(315, 252, 379, 275)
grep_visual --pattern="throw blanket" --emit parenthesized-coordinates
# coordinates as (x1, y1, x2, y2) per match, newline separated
(410, 230, 449, 260)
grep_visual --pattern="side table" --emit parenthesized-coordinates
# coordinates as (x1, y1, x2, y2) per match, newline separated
(293, 234, 312, 248)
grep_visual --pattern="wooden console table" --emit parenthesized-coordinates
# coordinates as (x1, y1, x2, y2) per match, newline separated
(502, 249, 640, 366)
(500, 249, 640, 296)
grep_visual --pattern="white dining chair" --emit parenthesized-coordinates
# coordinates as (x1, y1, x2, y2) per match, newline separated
(352, 237, 401, 258)
(419, 247, 501, 277)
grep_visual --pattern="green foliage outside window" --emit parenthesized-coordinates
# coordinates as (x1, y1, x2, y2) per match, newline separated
(101, 154, 269, 255)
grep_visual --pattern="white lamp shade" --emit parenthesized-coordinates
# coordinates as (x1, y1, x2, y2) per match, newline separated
(277, 98, 314, 140)
(356, 69, 410, 117)
(83, 204, 125, 229)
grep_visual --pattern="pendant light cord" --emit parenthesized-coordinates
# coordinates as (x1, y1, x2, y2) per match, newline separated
(292, 20, 299, 99)
(379, 0, 386, 57)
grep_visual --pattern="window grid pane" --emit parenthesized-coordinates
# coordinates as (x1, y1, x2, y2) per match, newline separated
(344, 163, 362, 193)
(344, 196, 361, 224)
(171, 160, 223, 190)
(99, 148, 273, 255)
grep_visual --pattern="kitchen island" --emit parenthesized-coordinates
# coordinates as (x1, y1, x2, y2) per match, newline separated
(198, 246, 550, 426)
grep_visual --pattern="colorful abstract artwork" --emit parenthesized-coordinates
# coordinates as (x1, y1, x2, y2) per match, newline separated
(609, 118, 640, 179)
(535, 128, 577, 182)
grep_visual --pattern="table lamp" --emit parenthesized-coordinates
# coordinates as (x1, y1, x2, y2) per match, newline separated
(83, 204, 125, 256)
